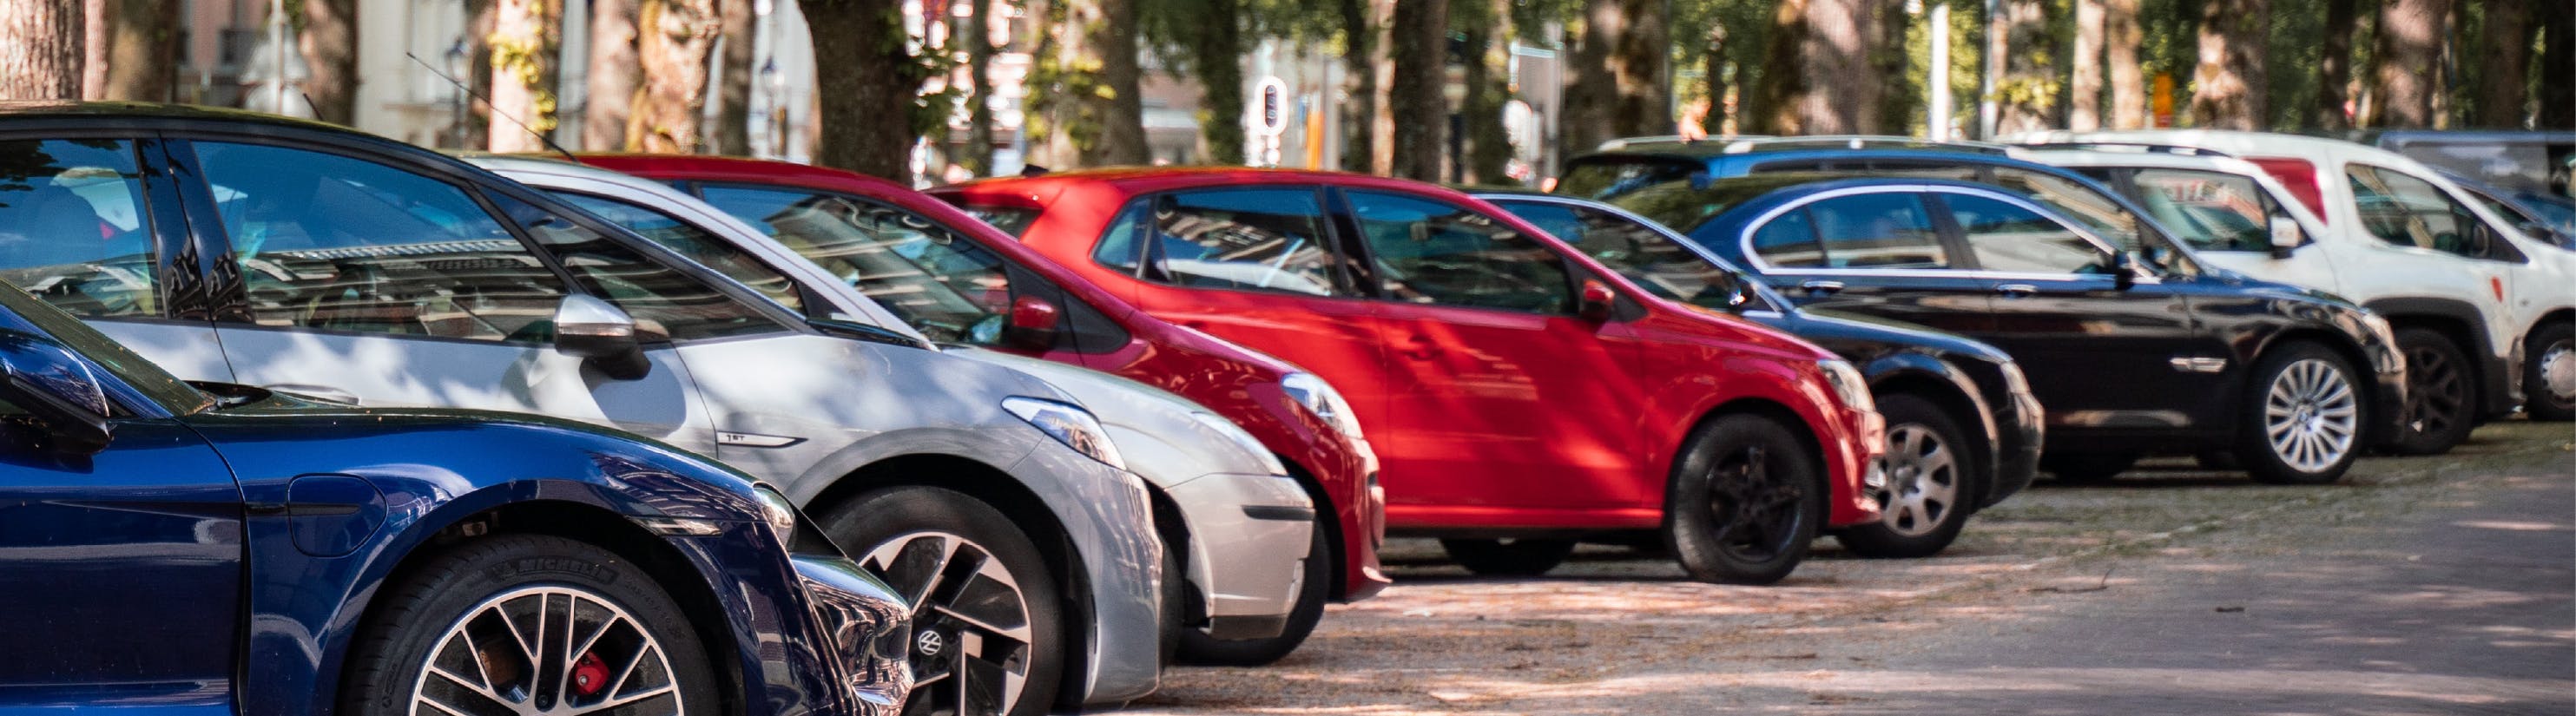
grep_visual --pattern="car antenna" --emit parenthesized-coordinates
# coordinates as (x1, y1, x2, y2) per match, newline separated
(405, 51, 579, 163)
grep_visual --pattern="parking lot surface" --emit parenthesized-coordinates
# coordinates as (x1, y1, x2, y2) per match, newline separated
(1137, 422, 2576, 715)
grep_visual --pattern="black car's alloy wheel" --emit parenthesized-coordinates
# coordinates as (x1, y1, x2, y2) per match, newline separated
(340, 535, 718, 716)
(1666, 415, 1821, 585)
(1837, 394, 1975, 559)
(826, 487, 1064, 716)
(2525, 321, 2574, 422)
(2388, 327, 2475, 455)
(2237, 342, 2363, 484)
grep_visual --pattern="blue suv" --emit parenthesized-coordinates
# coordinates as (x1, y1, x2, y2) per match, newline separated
(0, 281, 911, 715)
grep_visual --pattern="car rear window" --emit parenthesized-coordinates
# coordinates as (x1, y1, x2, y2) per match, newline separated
(956, 204, 1042, 238)
(1556, 157, 1704, 200)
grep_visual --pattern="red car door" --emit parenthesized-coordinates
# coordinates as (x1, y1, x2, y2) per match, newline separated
(1115, 186, 1396, 428)
(1332, 187, 1653, 528)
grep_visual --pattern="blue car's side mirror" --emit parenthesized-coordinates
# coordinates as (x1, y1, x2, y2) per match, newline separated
(0, 332, 113, 455)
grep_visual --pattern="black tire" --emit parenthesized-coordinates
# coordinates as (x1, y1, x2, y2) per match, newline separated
(1439, 537, 1577, 576)
(2235, 341, 2368, 484)
(2041, 452, 2138, 483)
(2386, 327, 2478, 455)
(823, 487, 1064, 716)
(1177, 523, 1329, 666)
(1837, 394, 1977, 559)
(340, 534, 720, 716)
(1664, 414, 1822, 585)
(2524, 321, 2575, 422)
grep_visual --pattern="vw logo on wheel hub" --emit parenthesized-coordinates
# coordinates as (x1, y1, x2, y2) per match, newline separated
(914, 629, 946, 657)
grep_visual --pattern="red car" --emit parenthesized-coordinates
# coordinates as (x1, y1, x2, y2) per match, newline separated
(577, 154, 1386, 664)
(940, 168, 1884, 584)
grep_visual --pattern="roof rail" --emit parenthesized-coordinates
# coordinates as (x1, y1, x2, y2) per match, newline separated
(1714, 135, 2013, 154)
(2012, 141, 2238, 158)
(1595, 135, 1733, 150)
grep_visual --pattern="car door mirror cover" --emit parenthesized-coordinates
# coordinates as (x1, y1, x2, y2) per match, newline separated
(1005, 295, 1063, 351)
(2111, 251, 2138, 290)
(2268, 213, 2303, 259)
(1578, 280, 1617, 322)
(552, 295, 652, 380)
(0, 332, 114, 455)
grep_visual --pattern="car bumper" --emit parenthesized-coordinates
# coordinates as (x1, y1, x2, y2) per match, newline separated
(1009, 447, 1164, 706)
(1985, 387, 2046, 509)
(1165, 471, 1317, 640)
(789, 555, 914, 716)
(1825, 409, 1888, 529)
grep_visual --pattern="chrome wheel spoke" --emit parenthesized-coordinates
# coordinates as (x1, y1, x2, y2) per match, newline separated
(864, 530, 1035, 716)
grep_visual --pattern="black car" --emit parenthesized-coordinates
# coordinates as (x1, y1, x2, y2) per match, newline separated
(1580, 175, 2406, 486)
(1479, 190, 2044, 557)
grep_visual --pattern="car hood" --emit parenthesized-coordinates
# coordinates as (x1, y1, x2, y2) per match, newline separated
(942, 347, 1281, 486)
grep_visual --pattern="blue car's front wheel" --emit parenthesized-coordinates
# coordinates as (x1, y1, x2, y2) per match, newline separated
(342, 535, 720, 716)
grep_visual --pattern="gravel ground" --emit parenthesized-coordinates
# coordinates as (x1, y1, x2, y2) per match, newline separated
(1133, 421, 2576, 715)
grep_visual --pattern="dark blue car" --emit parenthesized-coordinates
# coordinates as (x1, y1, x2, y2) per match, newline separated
(0, 282, 911, 715)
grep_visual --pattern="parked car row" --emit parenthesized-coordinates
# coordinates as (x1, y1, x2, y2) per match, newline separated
(3, 102, 2562, 716)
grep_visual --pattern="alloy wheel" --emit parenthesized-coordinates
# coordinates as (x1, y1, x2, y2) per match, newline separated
(861, 531, 1034, 716)
(411, 586, 682, 716)
(2401, 344, 2467, 437)
(2540, 339, 2575, 404)
(1705, 445, 1808, 562)
(1872, 424, 1959, 538)
(2264, 358, 2360, 473)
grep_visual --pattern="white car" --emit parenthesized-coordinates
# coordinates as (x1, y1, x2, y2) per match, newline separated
(468, 154, 1323, 657)
(2011, 131, 2576, 436)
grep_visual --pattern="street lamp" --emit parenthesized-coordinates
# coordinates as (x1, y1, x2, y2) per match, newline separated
(761, 58, 785, 159)
(446, 39, 471, 148)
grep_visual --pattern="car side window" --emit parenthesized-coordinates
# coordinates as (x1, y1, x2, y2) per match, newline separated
(1986, 168, 2146, 253)
(0, 140, 160, 319)
(1799, 193, 1949, 269)
(1149, 189, 1347, 296)
(1504, 200, 1748, 310)
(1749, 208, 1828, 267)
(194, 141, 571, 342)
(489, 194, 787, 342)
(2127, 168, 2279, 252)
(550, 191, 807, 316)
(1943, 194, 2114, 275)
(1347, 191, 1572, 313)
(701, 185, 1024, 345)
(2347, 165, 2504, 259)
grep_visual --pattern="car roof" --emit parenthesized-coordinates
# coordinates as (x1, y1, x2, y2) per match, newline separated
(0, 100, 351, 130)
(946, 165, 1488, 200)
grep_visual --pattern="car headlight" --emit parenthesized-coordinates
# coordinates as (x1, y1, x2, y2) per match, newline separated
(1192, 411, 1289, 476)
(1004, 396, 1128, 470)
(1281, 372, 1365, 439)
(1817, 359, 1876, 413)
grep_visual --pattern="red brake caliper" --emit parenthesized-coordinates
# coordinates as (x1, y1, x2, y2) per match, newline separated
(570, 652, 611, 698)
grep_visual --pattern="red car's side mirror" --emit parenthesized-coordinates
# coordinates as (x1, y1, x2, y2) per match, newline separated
(1005, 295, 1063, 351)
(1578, 280, 1617, 323)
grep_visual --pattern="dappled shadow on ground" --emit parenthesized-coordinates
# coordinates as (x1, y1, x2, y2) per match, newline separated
(1135, 423, 2575, 715)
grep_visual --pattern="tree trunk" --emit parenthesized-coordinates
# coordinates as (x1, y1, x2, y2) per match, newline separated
(1090, 0, 1145, 165)
(1700, 23, 1726, 136)
(2473, 0, 2533, 128)
(1031, 0, 1144, 167)
(2312, 0, 2355, 129)
(486, 0, 562, 152)
(964, 0, 996, 174)
(801, 0, 921, 179)
(1387, 0, 1446, 181)
(1458, 0, 1513, 183)
(2070, 0, 2104, 131)
(2543, 0, 2573, 129)
(711, 0, 756, 154)
(460, 0, 497, 148)
(297, 0, 358, 123)
(1995, 0, 2059, 134)
(0, 0, 82, 100)
(2188, 0, 2266, 130)
(1608, 0, 1671, 138)
(2105, 0, 2144, 128)
(1336, 0, 1376, 171)
(1191, 0, 1247, 165)
(2368, 0, 2448, 128)
(629, 0, 717, 152)
(1366, 0, 1395, 173)
(82, 0, 177, 102)
(1745, 0, 1809, 135)
(583, 0, 639, 151)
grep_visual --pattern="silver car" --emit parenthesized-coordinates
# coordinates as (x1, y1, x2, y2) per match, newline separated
(471, 155, 1321, 650)
(0, 114, 1157, 716)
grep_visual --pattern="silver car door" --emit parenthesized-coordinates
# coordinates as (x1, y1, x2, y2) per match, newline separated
(179, 140, 715, 453)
